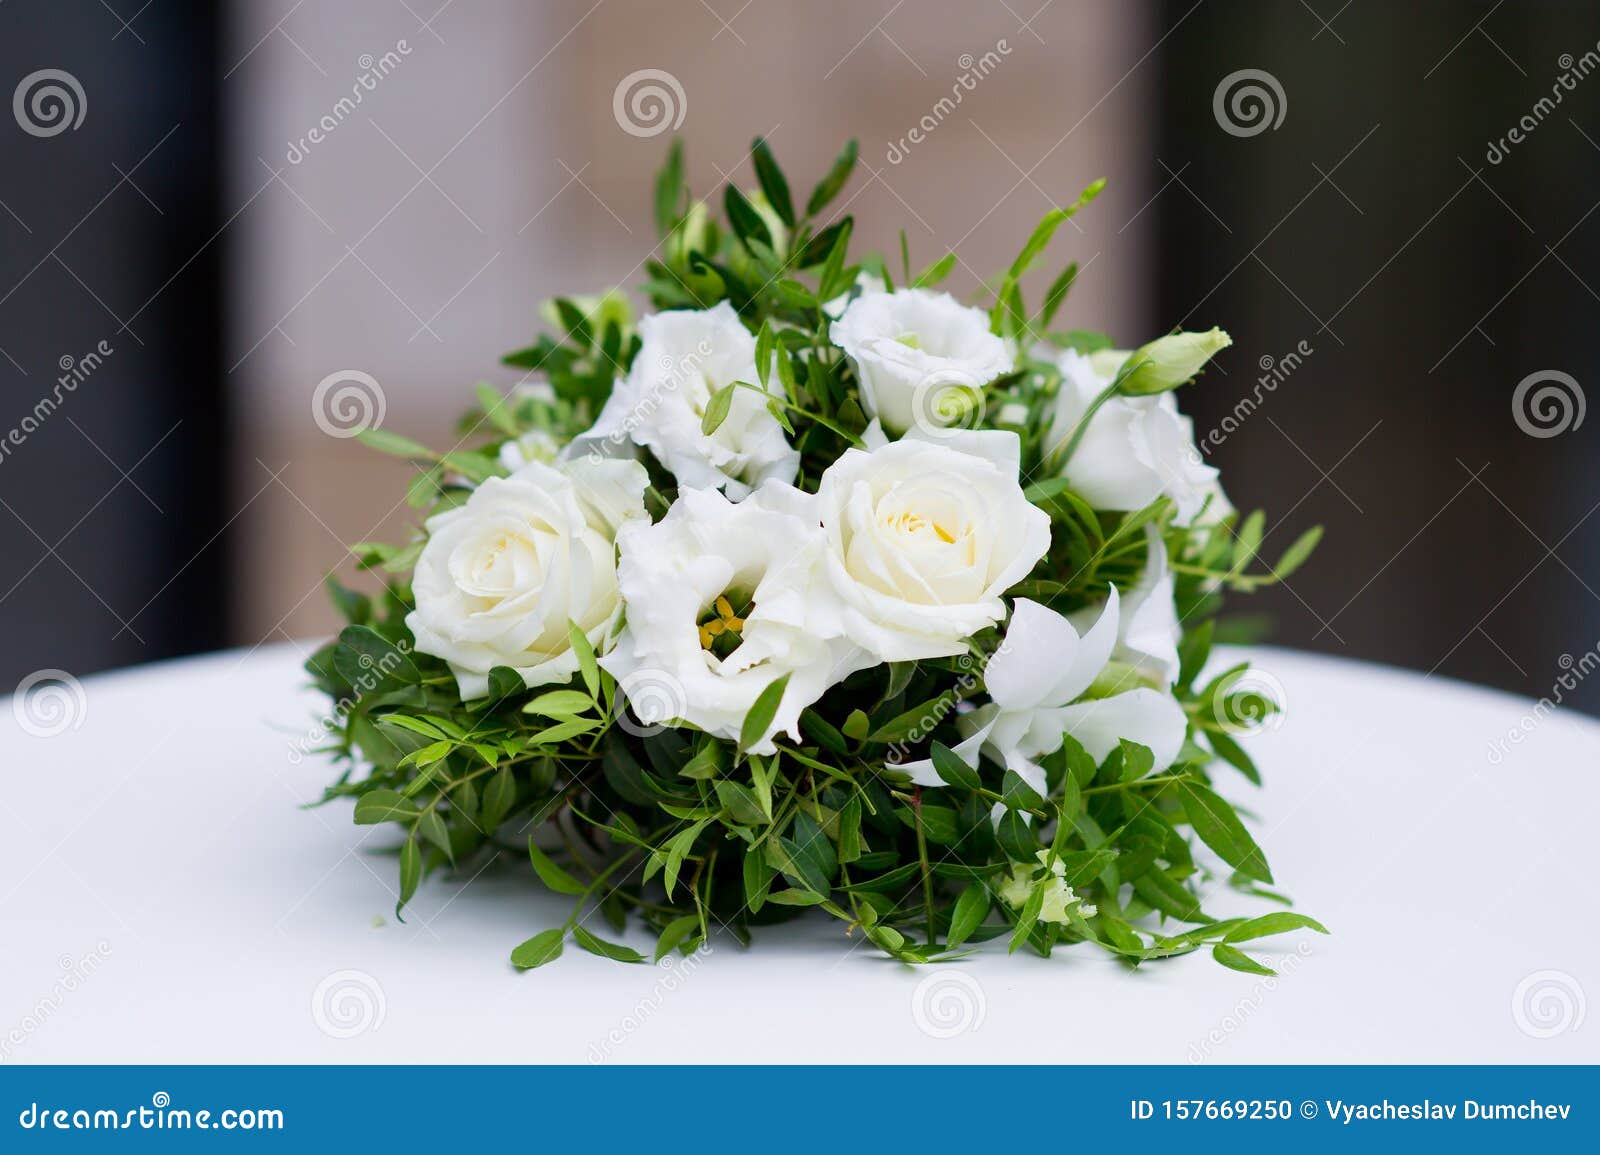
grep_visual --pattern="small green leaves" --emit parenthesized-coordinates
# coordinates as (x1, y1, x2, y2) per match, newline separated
(1222, 912, 1329, 943)
(750, 137, 794, 229)
(931, 742, 981, 790)
(353, 790, 420, 825)
(511, 928, 566, 970)
(740, 673, 791, 753)
(527, 838, 587, 896)
(947, 883, 991, 948)
(573, 926, 646, 963)
(1212, 943, 1276, 975)
(1176, 781, 1274, 883)
(701, 382, 735, 435)
(806, 139, 858, 217)
(567, 621, 601, 698)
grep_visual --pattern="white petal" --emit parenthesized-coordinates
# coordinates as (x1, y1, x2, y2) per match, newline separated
(1049, 688, 1187, 771)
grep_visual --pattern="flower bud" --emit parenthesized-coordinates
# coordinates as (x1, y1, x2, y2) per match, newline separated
(1117, 327, 1232, 396)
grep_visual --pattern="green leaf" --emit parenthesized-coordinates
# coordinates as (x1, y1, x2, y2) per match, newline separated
(912, 251, 957, 288)
(418, 809, 453, 864)
(743, 844, 775, 913)
(995, 809, 1037, 862)
(724, 184, 772, 250)
(511, 927, 565, 970)
(701, 382, 736, 436)
(841, 709, 870, 741)
(1037, 261, 1079, 329)
(352, 789, 420, 825)
(1212, 943, 1276, 975)
(754, 320, 776, 389)
(766, 888, 828, 906)
(931, 742, 981, 790)
(654, 914, 701, 962)
(740, 673, 791, 753)
(989, 181, 1104, 333)
(1177, 619, 1214, 689)
(715, 779, 767, 826)
(654, 139, 684, 236)
(1271, 524, 1324, 581)
(837, 794, 863, 864)
(573, 926, 646, 963)
(396, 836, 421, 920)
(1118, 739, 1155, 782)
(522, 688, 594, 718)
(1001, 768, 1045, 811)
(947, 883, 991, 948)
(357, 428, 433, 459)
(1221, 912, 1329, 943)
(527, 838, 587, 896)
(1229, 510, 1266, 577)
(480, 766, 516, 832)
(567, 621, 601, 698)
(805, 139, 858, 217)
(664, 818, 710, 898)
(750, 137, 795, 228)
(1176, 781, 1274, 883)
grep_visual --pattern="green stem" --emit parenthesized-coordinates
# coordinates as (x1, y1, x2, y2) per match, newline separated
(913, 788, 935, 945)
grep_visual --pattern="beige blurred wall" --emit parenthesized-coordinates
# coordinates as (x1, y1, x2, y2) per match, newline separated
(226, 0, 1159, 647)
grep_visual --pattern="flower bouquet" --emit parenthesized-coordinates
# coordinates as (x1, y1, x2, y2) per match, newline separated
(308, 138, 1327, 972)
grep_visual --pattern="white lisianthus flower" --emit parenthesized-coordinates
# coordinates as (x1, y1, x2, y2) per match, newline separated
(998, 851, 1098, 923)
(600, 483, 862, 756)
(1070, 526, 1182, 686)
(1046, 347, 1219, 524)
(821, 271, 886, 320)
(898, 589, 1188, 795)
(815, 429, 1050, 663)
(830, 288, 1013, 436)
(567, 302, 797, 499)
(407, 457, 649, 699)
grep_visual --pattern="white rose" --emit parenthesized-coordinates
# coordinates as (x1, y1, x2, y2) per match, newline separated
(815, 429, 1051, 662)
(830, 288, 1013, 436)
(568, 302, 797, 499)
(406, 457, 648, 698)
(1046, 347, 1219, 524)
(600, 483, 861, 755)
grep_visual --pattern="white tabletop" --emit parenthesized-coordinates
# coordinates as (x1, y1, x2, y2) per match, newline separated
(2, 643, 1596, 1065)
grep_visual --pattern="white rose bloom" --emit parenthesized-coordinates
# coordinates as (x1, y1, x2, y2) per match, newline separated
(406, 457, 648, 699)
(1046, 347, 1219, 524)
(831, 288, 1013, 435)
(815, 429, 1050, 663)
(899, 590, 1188, 796)
(600, 483, 862, 756)
(567, 302, 797, 499)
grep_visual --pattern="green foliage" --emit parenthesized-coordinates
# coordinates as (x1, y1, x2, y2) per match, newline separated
(310, 137, 1325, 976)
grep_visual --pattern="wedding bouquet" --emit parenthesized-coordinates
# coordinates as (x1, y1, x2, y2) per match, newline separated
(308, 138, 1326, 972)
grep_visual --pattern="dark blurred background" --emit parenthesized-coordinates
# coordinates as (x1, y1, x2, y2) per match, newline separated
(2, 0, 1597, 714)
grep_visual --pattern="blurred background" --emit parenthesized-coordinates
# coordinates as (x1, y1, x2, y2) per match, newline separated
(2, 0, 1597, 712)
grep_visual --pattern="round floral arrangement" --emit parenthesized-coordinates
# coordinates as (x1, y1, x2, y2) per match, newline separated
(308, 139, 1327, 972)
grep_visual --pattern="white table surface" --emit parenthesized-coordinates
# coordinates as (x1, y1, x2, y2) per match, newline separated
(2, 642, 1596, 1065)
